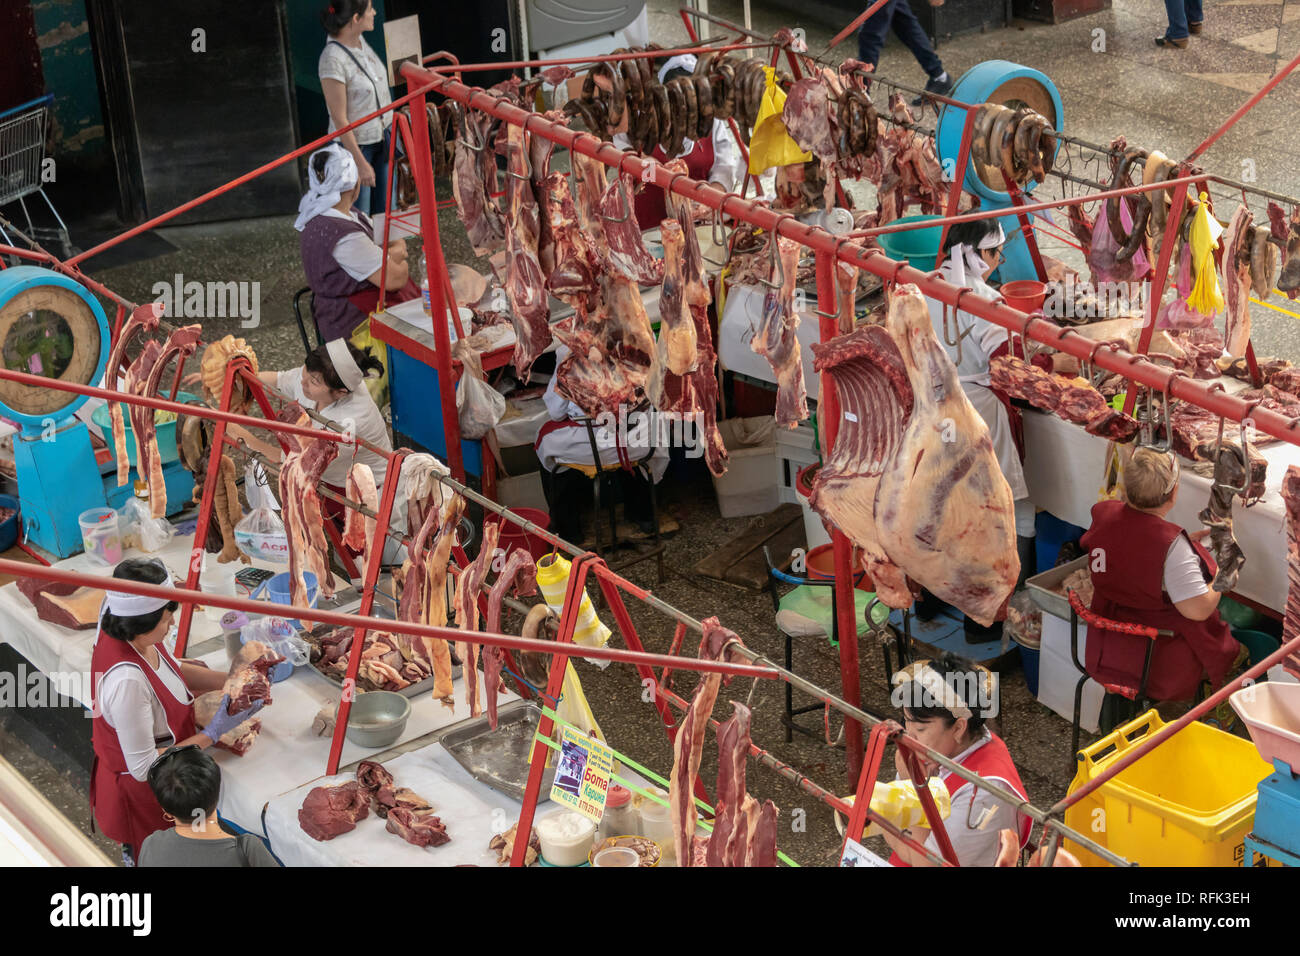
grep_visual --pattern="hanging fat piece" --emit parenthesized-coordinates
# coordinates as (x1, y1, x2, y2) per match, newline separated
(751, 236, 809, 428)
(1220, 204, 1254, 357)
(503, 122, 552, 380)
(809, 286, 1018, 626)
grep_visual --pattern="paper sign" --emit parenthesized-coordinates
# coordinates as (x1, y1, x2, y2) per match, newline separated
(549, 725, 616, 822)
(840, 838, 893, 867)
(383, 15, 422, 86)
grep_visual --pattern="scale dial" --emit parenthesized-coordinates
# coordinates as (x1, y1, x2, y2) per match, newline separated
(0, 267, 108, 427)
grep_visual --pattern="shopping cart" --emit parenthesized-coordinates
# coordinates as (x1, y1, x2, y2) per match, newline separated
(0, 94, 73, 260)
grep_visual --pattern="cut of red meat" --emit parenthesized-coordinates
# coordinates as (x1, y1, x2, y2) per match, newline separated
(1221, 204, 1254, 357)
(385, 807, 451, 847)
(990, 355, 1139, 442)
(299, 781, 370, 841)
(453, 521, 500, 717)
(484, 547, 539, 730)
(276, 403, 339, 624)
(343, 462, 378, 559)
(504, 122, 552, 380)
(396, 493, 463, 706)
(107, 303, 163, 488)
(751, 236, 809, 427)
(599, 171, 663, 286)
(451, 106, 506, 256)
(655, 219, 698, 377)
(541, 171, 600, 314)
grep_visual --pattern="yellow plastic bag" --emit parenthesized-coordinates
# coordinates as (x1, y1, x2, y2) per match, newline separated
(840, 777, 953, 838)
(747, 66, 811, 175)
(348, 318, 389, 407)
(535, 553, 612, 653)
(1187, 192, 1225, 316)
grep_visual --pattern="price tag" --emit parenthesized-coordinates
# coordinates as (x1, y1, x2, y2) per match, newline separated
(549, 725, 617, 823)
(844, 411, 859, 423)
(840, 838, 893, 867)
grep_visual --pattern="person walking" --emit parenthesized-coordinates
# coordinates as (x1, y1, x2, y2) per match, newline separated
(857, 0, 953, 105)
(1156, 0, 1203, 47)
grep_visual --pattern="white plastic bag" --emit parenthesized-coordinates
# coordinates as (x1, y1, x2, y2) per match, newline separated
(120, 496, 174, 553)
(241, 616, 309, 667)
(452, 339, 505, 440)
(234, 507, 290, 565)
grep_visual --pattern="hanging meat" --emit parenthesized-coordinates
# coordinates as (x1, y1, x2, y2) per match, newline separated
(1220, 204, 1254, 357)
(120, 323, 203, 517)
(655, 219, 699, 376)
(703, 702, 779, 868)
(668, 618, 745, 867)
(343, 462, 380, 569)
(106, 303, 162, 487)
(809, 286, 1019, 626)
(276, 403, 338, 627)
(1276, 205, 1300, 298)
(397, 491, 465, 708)
(450, 104, 506, 256)
(198, 334, 259, 413)
(503, 121, 552, 380)
(177, 414, 247, 564)
(484, 546, 540, 729)
(453, 520, 500, 718)
(990, 356, 1140, 442)
(599, 170, 664, 285)
(751, 236, 809, 428)
(1198, 445, 1248, 593)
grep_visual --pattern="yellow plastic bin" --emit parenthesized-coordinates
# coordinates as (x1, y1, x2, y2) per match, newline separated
(1064, 709, 1272, 867)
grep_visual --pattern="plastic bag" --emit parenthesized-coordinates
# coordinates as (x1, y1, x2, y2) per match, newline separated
(241, 616, 309, 667)
(234, 507, 290, 565)
(1005, 591, 1043, 649)
(753, 66, 811, 174)
(120, 496, 174, 553)
(452, 339, 505, 440)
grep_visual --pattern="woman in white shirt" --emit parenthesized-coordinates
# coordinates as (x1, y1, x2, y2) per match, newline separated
(90, 559, 263, 863)
(224, 339, 403, 562)
(319, 0, 393, 215)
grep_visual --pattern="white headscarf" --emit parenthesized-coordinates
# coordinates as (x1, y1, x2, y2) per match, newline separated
(99, 558, 173, 627)
(658, 54, 697, 84)
(294, 144, 359, 232)
(944, 221, 1005, 289)
(325, 338, 367, 391)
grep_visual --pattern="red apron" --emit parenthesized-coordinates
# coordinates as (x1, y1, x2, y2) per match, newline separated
(1080, 500, 1239, 701)
(888, 732, 1029, 867)
(633, 136, 716, 231)
(90, 633, 196, 853)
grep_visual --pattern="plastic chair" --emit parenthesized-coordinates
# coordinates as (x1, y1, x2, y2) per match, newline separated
(555, 416, 664, 583)
(1067, 588, 1175, 772)
(761, 545, 896, 742)
(293, 287, 323, 356)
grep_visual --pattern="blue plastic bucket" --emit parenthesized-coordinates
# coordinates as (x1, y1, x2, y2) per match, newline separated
(876, 215, 944, 272)
(239, 619, 296, 683)
(1232, 629, 1280, 669)
(1019, 645, 1041, 697)
(252, 571, 317, 631)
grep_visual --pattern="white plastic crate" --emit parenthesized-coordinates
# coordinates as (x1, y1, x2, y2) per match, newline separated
(775, 421, 820, 505)
(711, 417, 780, 518)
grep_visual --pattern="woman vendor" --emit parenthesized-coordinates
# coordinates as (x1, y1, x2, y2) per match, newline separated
(296, 143, 418, 403)
(925, 219, 1076, 637)
(883, 657, 1031, 867)
(218, 340, 401, 562)
(604, 55, 746, 230)
(1079, 447, 1244, 711)
(91, 558, 264, 864)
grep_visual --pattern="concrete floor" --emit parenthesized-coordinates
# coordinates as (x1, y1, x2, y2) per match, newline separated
(5, 0, 1296, 866)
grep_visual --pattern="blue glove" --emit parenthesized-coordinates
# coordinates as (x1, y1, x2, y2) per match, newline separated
(200, 694, 265, 743)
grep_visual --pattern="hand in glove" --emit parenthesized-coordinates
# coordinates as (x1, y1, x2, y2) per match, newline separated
(199, 694, 265, 743)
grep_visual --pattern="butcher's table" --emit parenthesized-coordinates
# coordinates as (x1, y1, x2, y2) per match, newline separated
(0, 534, 519, 841)
(1021, 404, 1298, 614)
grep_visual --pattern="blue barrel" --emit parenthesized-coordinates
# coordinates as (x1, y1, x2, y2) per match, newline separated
(934, 62, 1064, 283)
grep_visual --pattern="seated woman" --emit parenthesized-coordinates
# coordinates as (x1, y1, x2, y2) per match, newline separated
(1079, 447, 1243, 706)
(534, 346, 668, 544)
(883, 657, 1030, 867)
(222, 340, 403, 563)
(296, 143, 418, 403)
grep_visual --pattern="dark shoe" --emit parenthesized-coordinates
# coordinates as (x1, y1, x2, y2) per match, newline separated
(911, 72, 954, 106)
(1155, 34, 1189, 48)
(963, 616, 1003, 644)
(913, 589, 943, 622)
(1189, 21, 1203, 34)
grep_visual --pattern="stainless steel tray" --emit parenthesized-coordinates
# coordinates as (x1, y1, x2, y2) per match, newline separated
(439, 699, 555, 803)
(1025, 555, 1089, 622)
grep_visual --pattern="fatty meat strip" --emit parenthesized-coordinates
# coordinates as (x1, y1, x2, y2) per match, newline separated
(343, 462, 380, 569)
(751, 235, 809, 427)
(276, 403, 339, 624)
(107, 303, 162, 488)
(397, 492, 465, 708)
(484, 548, 540, 729)
(453, 521, 500, 717)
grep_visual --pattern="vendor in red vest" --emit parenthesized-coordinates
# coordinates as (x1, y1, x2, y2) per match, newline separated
(296, 143, 419, 402)
(1079, 447, 1243, 704)
(90, 558, 264, 865)
(883, 657, 1031, 867)
(603, 55, 745, 231)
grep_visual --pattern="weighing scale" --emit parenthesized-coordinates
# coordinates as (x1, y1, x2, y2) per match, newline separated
(935, 61, 1065, 284)
(0, 266, 190, 557)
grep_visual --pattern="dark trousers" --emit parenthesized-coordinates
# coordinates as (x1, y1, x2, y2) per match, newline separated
(540, 467, 653, 544)
(858, 0, 944, 79)
(356, 137, 391, 217)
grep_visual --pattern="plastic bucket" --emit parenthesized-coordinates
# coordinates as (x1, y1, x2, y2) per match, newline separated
(805, 543, 874, 592)
(876, 215, 944, 272)
(91, 391, 198, 468)
(1233, 628, 1280, 668)
(1229, 683, 1300, 770)
(795, 463, 831, 550)
(0, 494, 20, 552)
(252, 571, 317, 630)
(79, 507, 123, 566)
(1001, 279, 1047, 313)
(488, 508, 552, 562)
(1018, 645, 1041, 697)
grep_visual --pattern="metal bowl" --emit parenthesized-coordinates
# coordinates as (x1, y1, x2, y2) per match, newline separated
(344, 691, 412, 749)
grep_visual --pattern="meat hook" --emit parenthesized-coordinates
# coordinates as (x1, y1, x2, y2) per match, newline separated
(1211, 415, 1252, 497)
(755, 232, 786, 289)
(940, 301, 970, 366)
(699, 206, 735, 268)
(1137, 386, 1172, 452)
